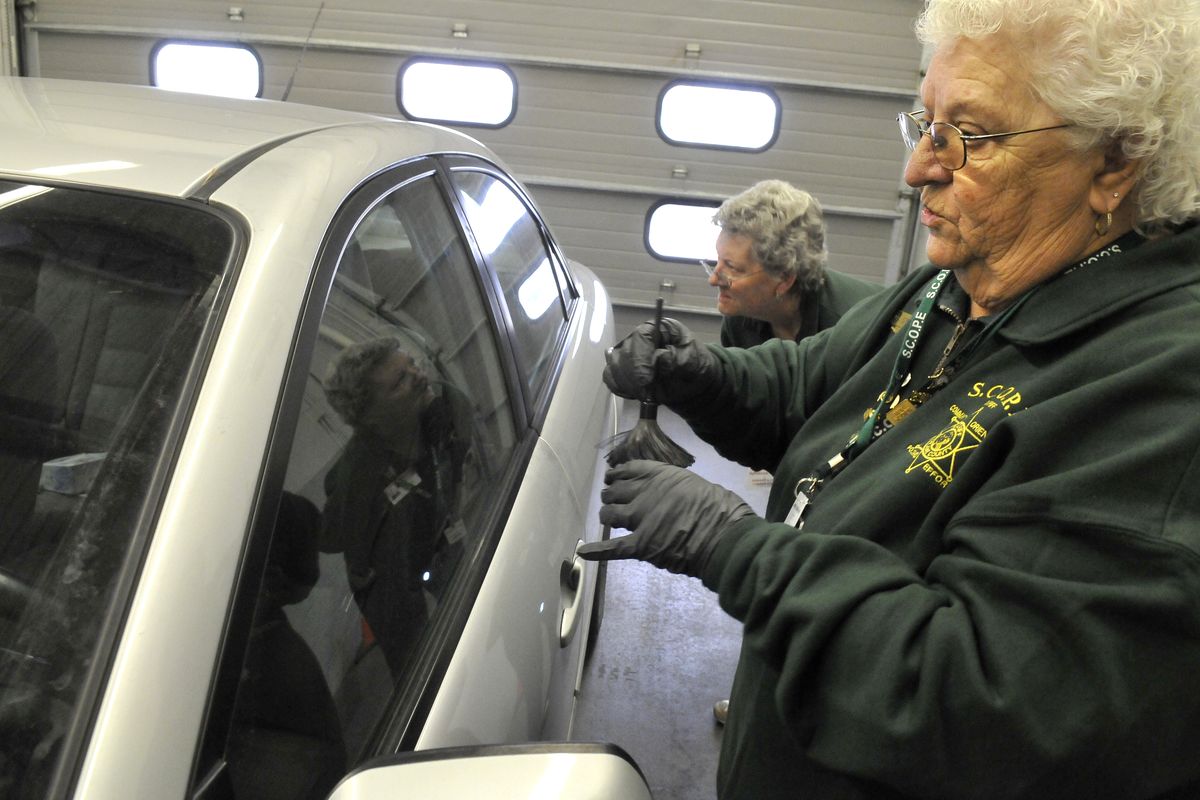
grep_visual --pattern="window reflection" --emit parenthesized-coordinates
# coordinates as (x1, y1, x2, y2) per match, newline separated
(517, 258, 557, 320)
(227, 172, 517, 796)
(589, 280, 608, 343)
(461, 182, 524, 256)
(453, 171, 568, 400)
(0, 180, 231, 797)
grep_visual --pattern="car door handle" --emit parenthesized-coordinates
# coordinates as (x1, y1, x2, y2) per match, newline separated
(558, 541, 586, 648)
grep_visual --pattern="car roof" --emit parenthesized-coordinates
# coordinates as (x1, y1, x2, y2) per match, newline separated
(0, 77, 494, 198)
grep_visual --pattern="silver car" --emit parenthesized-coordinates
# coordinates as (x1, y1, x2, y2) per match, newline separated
(0, 77, 642, 799)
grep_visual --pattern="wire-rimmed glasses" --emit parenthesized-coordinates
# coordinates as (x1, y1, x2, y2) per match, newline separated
(699, 259, 766, 287)
(897, 110, 1071, 171)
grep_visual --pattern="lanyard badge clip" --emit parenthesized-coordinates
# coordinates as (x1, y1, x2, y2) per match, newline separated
(787, 482, 816, 532)
(785, 451, 846, 529)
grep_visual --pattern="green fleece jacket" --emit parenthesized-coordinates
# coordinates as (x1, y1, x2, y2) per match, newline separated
(719, 269, 883, 348)
(664, 225, 1200, 799)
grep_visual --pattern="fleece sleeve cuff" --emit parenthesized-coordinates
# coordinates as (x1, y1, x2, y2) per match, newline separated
(701, 514, 770, 593)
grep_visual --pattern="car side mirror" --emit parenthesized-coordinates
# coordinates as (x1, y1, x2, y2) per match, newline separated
(326, 742, 653, 799)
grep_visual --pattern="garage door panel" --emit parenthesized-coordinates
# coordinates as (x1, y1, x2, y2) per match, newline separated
(25, 0, 923, 310)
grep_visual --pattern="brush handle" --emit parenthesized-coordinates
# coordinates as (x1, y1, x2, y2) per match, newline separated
(652, 296, 665, 348)
(646, 297, 665, 405)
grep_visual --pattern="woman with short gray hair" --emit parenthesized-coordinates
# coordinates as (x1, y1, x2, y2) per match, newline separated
(321, 335, 465, 677)
(709, 179, 879, 347)
(323, 336, 416, 432)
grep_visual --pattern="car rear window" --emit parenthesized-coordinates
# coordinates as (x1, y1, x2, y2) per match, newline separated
(0, 180, 234, 795)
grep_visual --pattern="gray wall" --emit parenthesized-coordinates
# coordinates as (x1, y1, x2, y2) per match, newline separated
(18, 0, 926, 336)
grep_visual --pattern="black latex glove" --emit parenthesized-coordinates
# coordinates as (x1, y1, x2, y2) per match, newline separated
(602, 317, 719, 401)
(578, 460, 756, 578)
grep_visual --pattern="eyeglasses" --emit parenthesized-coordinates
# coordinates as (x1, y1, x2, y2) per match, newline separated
(699, 260, 766, 287)
(897, 110, 1071, 171)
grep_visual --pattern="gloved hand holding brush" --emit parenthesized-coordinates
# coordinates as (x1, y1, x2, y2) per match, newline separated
(603, 316, 720, 404)
(578, 459, 755, 578)
(604, 299, 706, 468)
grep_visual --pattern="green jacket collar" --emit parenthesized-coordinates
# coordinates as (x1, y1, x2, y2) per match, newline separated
(996, 224, 1200, 345)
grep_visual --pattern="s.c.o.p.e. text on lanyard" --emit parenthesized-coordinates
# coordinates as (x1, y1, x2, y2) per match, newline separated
(783, 269, 1023, 528)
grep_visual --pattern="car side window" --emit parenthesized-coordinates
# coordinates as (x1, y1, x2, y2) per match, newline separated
(220, 172, 517, 799)
(450, 170, 569, 402)
(0, 184, 232, 800)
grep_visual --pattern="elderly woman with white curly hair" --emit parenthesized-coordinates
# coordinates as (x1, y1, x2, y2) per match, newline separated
(708, 179, 881, 348)
(581, 0, 1200, 797)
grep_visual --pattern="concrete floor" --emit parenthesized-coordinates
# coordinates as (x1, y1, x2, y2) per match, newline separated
(571, 400, 771, 800)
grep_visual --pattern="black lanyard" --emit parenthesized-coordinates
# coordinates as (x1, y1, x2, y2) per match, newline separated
(783, 270, 1025, 527)
(850, 269, 950, 459)
(783, 233, 1144, 529)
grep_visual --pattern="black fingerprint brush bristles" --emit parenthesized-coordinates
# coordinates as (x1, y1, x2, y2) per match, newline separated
(605, 297, 695, 469)
(605, 398, 695, 467)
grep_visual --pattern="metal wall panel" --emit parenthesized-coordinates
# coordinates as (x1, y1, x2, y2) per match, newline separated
(21, 0, 924, 319)
(30, 1, 922, 89)
(450, 65, 910, 212)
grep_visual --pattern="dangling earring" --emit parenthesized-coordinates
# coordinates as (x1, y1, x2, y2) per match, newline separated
(1095, 211, 1112, 237)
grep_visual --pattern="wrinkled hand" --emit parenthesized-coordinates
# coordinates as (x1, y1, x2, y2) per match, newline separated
(578, 460, 756, 578)
(602, 317, 717, 400)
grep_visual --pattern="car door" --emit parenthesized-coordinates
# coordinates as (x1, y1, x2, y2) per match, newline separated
(189, 155, 596, 800)
(414, 159, 598, 747)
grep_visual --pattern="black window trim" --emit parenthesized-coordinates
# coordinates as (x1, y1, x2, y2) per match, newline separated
(384, 431, 535, 751)
(437, 155, 575, 431)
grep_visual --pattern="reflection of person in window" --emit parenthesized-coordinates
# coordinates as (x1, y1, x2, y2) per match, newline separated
(229, 492, 346, 800)
(321, 337, 465, 676)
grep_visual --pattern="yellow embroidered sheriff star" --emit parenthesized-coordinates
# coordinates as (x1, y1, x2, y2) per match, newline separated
(905, 403, 987, 487)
